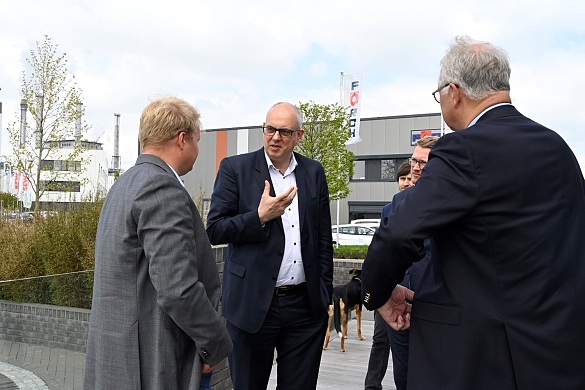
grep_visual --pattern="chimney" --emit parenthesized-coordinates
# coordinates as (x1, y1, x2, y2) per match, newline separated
(19, 99, 27, 148)
(113, 113, 120, 170)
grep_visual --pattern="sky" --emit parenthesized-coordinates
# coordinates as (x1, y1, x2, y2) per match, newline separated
(1, 0, 584, 171)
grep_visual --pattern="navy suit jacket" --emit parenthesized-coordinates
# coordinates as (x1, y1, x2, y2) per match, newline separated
(207, 148, 333, 333)
(362, 105, 585, 389)
(381, 193, 430, 291)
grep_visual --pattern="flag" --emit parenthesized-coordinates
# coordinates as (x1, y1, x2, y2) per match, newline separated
(343, 72, 364, 145)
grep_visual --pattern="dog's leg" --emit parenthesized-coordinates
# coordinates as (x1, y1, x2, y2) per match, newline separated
(323, 304, 334, 350)
(340, 300, 347, 352)
(356, 304, 366, 341)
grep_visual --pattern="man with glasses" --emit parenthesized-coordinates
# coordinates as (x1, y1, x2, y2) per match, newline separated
(207, 102, 333, 389)
(361, 35, 585, 389)
(372, 135, 437, 390)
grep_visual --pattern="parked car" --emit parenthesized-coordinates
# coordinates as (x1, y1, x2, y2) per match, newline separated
(331, 224, 376, 246)
(350, 218, 381, 230)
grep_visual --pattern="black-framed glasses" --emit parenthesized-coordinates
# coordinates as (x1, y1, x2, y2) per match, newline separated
(262, 125, 299, 138)
(409, 157, 427, 168)
(432, 83, 451, 103)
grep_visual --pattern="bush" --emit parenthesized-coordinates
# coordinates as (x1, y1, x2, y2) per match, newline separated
(0, 198, 103, 308)
(333, 245, 368, 259)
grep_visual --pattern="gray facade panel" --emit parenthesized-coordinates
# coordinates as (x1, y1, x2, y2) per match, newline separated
(184, 113, 442, 225)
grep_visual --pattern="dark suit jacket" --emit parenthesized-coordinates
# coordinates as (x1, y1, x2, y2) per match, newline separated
(207, 148, 334, 333)
(382, 195, 430, 291)
(362, 105, 585, 389)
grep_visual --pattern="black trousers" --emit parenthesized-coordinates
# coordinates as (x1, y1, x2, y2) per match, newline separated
(364, 310, 391, 389)
(388, 324, 409, 390)
(227, 284, 328, 390)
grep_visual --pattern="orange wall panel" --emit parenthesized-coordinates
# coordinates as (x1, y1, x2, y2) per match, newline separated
(216, 130, 228, 173)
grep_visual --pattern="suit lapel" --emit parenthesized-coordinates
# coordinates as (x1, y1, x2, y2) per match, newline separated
(254, 149, 283, 230)
(254, 148, 274, 196)
(294, 154, 307, 232)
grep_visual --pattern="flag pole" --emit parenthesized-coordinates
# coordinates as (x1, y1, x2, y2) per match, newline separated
(335, 72, 344, 248)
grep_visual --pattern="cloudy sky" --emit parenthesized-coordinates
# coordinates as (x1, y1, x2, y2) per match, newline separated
(1, 0, 584, 171)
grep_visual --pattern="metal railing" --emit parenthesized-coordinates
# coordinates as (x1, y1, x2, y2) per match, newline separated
(0, 270, 93, 309)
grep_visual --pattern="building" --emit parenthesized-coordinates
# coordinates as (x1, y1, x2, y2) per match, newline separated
(9, 139, 113, 210)
(183, 112, 444, 224)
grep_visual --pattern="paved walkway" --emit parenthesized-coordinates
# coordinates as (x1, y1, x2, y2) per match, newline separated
(0, 310, 396, 390)
(269, 309, 396, 390)
(0, 340, 83, 390)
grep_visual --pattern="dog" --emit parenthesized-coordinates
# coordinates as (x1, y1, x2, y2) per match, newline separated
(323, 268, 366, 352)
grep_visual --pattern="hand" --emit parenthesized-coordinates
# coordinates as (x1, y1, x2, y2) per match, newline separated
(202, 363, 215, 374)
(258, 180, 297, 225)
(377, 284, 415, 331)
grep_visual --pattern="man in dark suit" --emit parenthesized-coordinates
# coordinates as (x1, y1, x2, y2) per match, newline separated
(361, 36, 585, 389)
(85, 96, 232, 390)
(207, 102, 333, 390)
(384, 136, 437, 390)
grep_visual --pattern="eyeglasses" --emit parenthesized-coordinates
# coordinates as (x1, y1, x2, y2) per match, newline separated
(262, 125, 299, 138)
(409, 157, 427, 168)
(432, 83, 451, 103)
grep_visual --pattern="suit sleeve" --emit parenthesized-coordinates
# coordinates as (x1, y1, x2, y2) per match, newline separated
(206, 158, 269, 245)
(362, 133, 480, 309)
(134, 174, 232, 365)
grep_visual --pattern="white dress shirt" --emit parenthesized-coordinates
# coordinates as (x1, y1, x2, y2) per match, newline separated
(265, 152, 306, 287)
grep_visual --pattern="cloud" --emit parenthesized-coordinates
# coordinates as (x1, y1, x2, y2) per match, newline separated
(0, 0, 584, 170)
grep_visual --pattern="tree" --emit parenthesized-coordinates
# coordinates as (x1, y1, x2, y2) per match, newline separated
(7, 35, 89, 211)
(297, 101, 355, 201)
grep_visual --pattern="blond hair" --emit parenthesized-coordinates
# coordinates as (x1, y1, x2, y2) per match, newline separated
(416, 135, 439, 149)
(139, 96, 201, 149)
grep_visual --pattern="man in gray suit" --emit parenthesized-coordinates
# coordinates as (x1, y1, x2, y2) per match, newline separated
(84, 96, 232, 390)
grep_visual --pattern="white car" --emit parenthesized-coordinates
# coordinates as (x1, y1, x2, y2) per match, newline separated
(350, 218, 381, 230)
(331, 224, 376, 246)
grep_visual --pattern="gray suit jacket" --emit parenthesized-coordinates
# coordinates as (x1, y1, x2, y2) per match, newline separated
(84, 154, 232, 390)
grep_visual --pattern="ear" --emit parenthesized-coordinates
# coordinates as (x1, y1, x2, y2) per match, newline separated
(177, 131, 187, 148)
(451, 83, 463, 109)
(297, 129, 304, 141)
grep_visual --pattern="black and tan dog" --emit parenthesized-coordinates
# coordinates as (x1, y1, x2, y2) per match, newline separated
(323, 268, 366, 352)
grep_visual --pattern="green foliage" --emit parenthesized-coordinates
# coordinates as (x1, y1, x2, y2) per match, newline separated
(0, 192, 19, 210)
(0, 197, 103, 308)
(6, 35, 89, 211)
(333, 245, 368, 259)
(297, 101, 355, 200)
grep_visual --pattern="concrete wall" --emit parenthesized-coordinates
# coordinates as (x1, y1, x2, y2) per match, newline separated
(0, 245, 364, 390)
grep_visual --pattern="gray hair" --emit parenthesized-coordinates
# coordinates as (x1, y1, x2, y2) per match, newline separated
(267, 102, 304, 130)
(438, 36, 511, 101)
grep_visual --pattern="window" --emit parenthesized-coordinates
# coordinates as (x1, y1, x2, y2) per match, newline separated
(356, 226, 374, 235)
(351, 157, 409, 182)
(40, 180, 81, 192)
(40, 160, 55, 170)
(49, 160, 82, 172)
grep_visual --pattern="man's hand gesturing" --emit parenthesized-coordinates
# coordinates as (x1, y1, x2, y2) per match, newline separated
(258, 180, 297, 225)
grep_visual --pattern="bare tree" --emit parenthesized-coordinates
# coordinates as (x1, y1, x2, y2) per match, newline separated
(7, 35, 89, 211)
